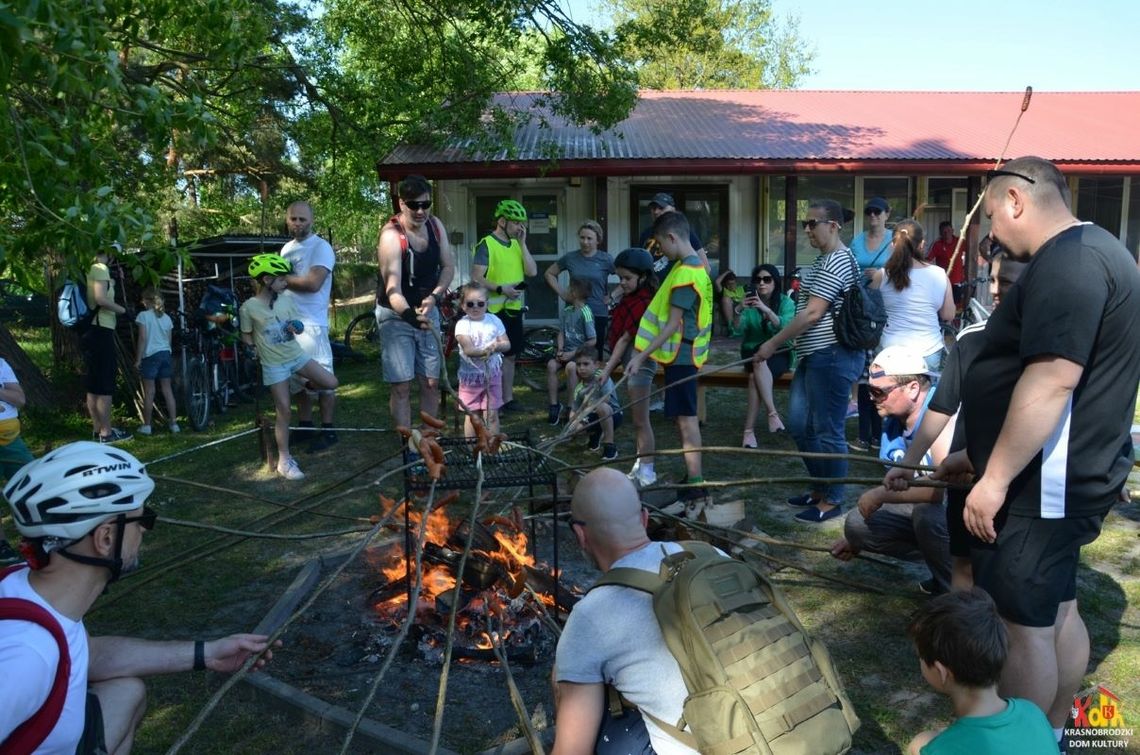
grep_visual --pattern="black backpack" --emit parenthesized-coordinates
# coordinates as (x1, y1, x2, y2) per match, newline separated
(832, 251, 887, 351)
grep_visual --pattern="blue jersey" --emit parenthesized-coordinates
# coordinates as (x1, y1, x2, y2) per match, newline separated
(879, 387, 936, 466)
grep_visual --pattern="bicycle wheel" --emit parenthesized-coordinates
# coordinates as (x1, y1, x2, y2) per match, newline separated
(345, 311, 381, 363)
(184, 355, 211, 431)
(516, 326, 560, 392)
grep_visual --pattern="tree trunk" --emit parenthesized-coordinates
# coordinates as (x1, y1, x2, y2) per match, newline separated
(0, 322, 60, 408)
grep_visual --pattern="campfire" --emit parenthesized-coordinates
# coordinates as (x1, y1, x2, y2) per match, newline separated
(365, 496, 570, 666)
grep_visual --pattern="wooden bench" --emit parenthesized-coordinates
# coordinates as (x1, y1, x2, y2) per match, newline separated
(616, 364, 793, 422)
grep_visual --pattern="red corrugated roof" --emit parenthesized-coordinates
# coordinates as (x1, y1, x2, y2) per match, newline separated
(380, 90, 1140, 175)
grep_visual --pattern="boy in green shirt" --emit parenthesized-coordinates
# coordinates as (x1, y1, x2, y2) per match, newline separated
(907, 589, 1058, 754)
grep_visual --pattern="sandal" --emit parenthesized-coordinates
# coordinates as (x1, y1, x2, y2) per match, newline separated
(742, 429, 757, 449)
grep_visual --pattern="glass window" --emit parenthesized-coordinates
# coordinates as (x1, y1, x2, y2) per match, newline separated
(862, 177, 912, 227)
(1127, 177, 1140, 261)
(766, 176, 789, 269)
(1076, 177, 1123, 239)
(927, 177, 968, 206)
(795, 175, 855, 269)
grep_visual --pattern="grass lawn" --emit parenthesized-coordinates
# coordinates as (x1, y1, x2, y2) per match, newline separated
(6, 327, 1140, 754)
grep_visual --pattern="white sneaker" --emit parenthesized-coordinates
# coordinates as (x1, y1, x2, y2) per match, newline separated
(627, 459, 641, 480)
(648, 399, 664, 412)
(137, 425, 152, 436)
(637, 468, 657, 488)
(277, 457, 305, 480)
(168, 423, 181, 434)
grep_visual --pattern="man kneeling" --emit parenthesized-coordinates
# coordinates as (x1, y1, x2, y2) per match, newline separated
(830, 346, 954, 594)
(1, 442, 277, 753)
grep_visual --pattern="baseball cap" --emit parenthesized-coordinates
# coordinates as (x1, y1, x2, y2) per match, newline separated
(648, 192, 675, 209)
(870, 345, 932, 378)
(864, 197, 890, 214)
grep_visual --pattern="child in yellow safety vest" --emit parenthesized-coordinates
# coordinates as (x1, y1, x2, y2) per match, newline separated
(626, 211, 713, 513)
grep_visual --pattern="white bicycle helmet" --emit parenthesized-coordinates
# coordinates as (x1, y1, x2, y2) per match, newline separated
(4, 441, 154, 541)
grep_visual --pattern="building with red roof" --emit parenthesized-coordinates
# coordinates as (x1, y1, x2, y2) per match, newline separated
(379, 90, 1140, 322)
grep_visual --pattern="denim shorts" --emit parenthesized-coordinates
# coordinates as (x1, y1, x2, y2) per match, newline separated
(377, 306, 441, 383)
(139, 350, 173, 380)
(289, 325, 334, 394)
(262, 353, 311, 386)
(625, 356, 659, 388)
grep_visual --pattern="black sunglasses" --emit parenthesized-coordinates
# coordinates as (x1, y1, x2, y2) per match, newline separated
(801, 218, 833, 230)
(868, 382, 906, 402)
(404, 199, 432, 210)
(464, 300, 487, 309)
(122, 505, 157, 531)
(865, 208, 884, 216)
(754, 275, 774, 283)
(986, 169, 1036, 185)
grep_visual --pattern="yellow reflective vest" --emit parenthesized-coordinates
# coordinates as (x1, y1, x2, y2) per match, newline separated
(477, 233, 525, 313)
(634, 258, 713, 366)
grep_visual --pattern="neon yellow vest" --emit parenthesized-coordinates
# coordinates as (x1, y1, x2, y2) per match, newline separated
(477, 233, 525, 313)
(634, 259, 713, 366)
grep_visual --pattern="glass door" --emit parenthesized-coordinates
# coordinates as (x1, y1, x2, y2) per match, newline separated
(472, 192, 562, 322)
(630, 186, 729, 277)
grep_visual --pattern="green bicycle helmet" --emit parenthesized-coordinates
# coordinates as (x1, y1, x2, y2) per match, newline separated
(248, 253, 292, 279)
(494, 199, 527, 222)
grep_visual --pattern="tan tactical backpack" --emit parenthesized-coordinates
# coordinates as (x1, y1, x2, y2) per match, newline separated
(595, 541, 861, 754)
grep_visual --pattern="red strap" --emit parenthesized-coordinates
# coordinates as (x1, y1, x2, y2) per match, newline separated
(387, 216, 409, 255)
(0, 567, 72, 755)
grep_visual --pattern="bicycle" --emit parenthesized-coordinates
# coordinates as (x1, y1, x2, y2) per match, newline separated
(176, 306, 259, 431)
(343, 290, 461, 363)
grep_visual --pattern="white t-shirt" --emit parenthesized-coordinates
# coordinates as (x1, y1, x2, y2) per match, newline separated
(281, 234, 335, 327)
(555, 541, 697, 755)
(0, 567, 90, 754)
(879, 264, 950, 357)
(453, 313, 506, 386)
(135, 309, 173, 358)
(0, 359, 19, 421)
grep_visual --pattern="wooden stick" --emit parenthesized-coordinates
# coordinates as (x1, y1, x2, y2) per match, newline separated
(490, 615, 545, 755)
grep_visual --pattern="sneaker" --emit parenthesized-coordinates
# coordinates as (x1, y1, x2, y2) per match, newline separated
(848, 439, 869, 452)
(290, 425, 316, 444)
(587, 429, 602, 452)
(169, 422, 181, 433)
(846, 401, 859, 419)
(276, 457, 306, 480)
(308, 429, 339, 453)
(636, 467, 657, 488)
(548, 403, 563, 426)
(0, 540, 22, 566)
(918, 578, 947, 596)
(499, 399, 522, 413)
(137, 425, 153, 436)
(98, 428, 132, 443)
(742, 429, 757, 449)
(870, 439, 881, 452)
(601, 443, 618, 461)
(648, 399, 664, 412)
(787, 493, 820, 507)
(658, 500, 686, 516)
(794, 505, 844, 523)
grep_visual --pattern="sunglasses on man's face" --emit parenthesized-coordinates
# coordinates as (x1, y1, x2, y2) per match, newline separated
(865, 208, 884, 216)
(464, 300, 487, 309)
(122, 505, 157, 531)
(404, 200, 432, 211)
(868, 382, 906, 402)
(801, 218, 833, 231)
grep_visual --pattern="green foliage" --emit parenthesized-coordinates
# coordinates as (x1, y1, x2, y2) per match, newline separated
(607, 0, 814, 90)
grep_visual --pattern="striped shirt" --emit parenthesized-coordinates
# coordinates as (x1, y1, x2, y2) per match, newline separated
(794, 248, 856, 357)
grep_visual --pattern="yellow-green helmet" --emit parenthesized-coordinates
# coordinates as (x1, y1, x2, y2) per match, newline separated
(494, 199, 527, 222)
(248, 253, 292, 279)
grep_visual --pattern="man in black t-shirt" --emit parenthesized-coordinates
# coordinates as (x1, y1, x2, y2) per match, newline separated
(933, 156, 1140, 743)
(638, 192, 710, 275)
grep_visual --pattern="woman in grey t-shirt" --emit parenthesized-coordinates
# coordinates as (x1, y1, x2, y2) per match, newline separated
(545, 220, 615, 352)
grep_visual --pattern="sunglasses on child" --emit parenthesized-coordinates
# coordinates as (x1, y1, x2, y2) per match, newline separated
(464, 300, 487, 309)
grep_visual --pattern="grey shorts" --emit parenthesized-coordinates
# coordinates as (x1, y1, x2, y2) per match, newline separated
(625, 356, 659, 388)
(377, 305, 441, 383)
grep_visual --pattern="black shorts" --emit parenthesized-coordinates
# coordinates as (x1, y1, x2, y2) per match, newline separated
(80, 690, 108, 755)
(587, 410, 624, 431)
(498, 309, 525, 357)
(742, 346, 790, 378)
(663, 364, 698, 418)
(971, 512, 1105, 627)
(83, 325, 118, 396)
(946, 489, 971, 558)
